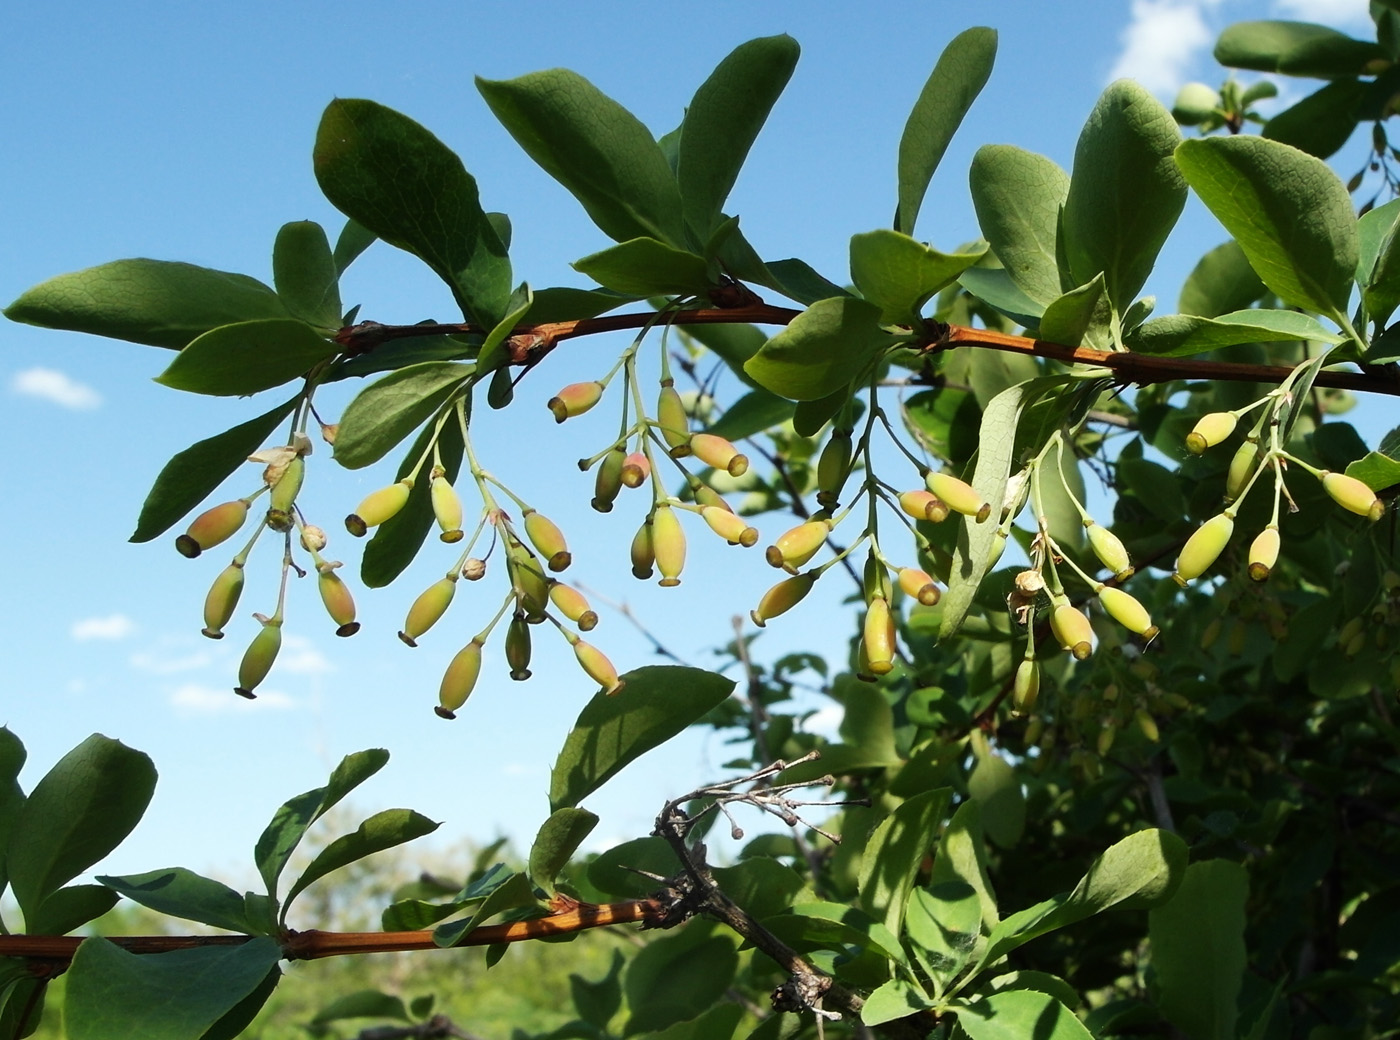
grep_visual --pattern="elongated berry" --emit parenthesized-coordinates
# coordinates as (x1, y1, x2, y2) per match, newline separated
(436, 638, 483, 718)
(766, 519, 831, 570)
(1224, 441, 1259, 503)
(431, 471, 464, 542)
(508, 544, 550, 619)
(1098, 586, 1157, 640)
(524, 510, 571, 571)
(317, 567, 359, 636)
(575, 639, 623, 694)
(630, 520, 655, 579)
(652, 504, 686, 587)
(592, 448, 626, 512)
(694, 485, 730, 511)
(347, 479, 413, 536)
(817, 429, 853, 508)
(548, 381, 604, 423)
(1135, 709, 1160, 743)
(897, 567, 940, 606)
(505, 615, 532, 681)
(178, 500, 250, 558)
(1013, 659, 1040, 713)
(1173, 512, 1234, 586)
(1248, 526, 1280, 582)
(268, 454, 305, 517)
(657, 384, 690, 450)
(236, 619, 282, 699)
(986, 530, 1009, 572)
(863, 596, 896, 675)
(399, 576, 457, 647)
(700, 505, 758, 546)
(1086, 523, 1133, 581)
(549, 581, 598, 631)
(688, 433, 748, 477)
(202, 562, 245, 639)
(1050, 603, 1094, 660)
(1322, 471, 1385, 521)
(899, 490, 949, 523)
(620, 452, 651, 488)
(925, 472, 990, 522)
(864, 557, 893, 604)
(1186, 411, 1237, 454)
(751, 573, 815, 627)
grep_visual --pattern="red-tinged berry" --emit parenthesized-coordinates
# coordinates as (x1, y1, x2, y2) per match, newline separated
(347, 479, 413, 536)
(897, 567, 940, 606)
(766, 519, 831, 570)
(657, 384, 690, 450)
(1173, 513, 1234, 586)
(751, 573, 815, 627)
(235, 619, 282, 699)
(524, 510, 571, 571)
(1248, 526, 1280, 582)
(575, 639, 623, 694)
(688, 433, 748, 477)
(925, 472, 990, 522)
(1321, 471, 1385, 521)
(1185, 411, 1237, 454)
(177, 499, 250, 558)
(436, 638, 483, 718)
(898, 490, 949, 523)
(317, 566, 359, 636)
(700, 505, 758, 546)
(399, 576, 457, 647)
(652, 504, 686, 587)
(620, 452, 651, 489)
(549, 581, 598, 631)
(592, 448, 626, 512)
(202, 562, 245, 639)
(548, 381, 604, 423)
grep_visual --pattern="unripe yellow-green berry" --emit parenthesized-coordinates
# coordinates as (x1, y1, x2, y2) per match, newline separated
(399, 576, 457, 647)
(431, 471, 464, 542)
(925, 472, 990, 522)
(505, 615, 532, 681)
(1097, 724, 1117, 757)
(1173, 512, 1234, 586)
(592, 448, 626, 512)
(863, 556, 894, 604)
(751, 573, 815, 627)
(574, 639, 623, 694)
(694, 485, 731, 511)
(630, 520, 654, 580)
(898, 490, 949, 523)
(652, 504, 686, 587)
(657, 383, 690, 450)
(1086, 523, 1133, 581)
(202, 562, 245, 639)
(897, 567, 940, 606)
(816, 429, 853, 508)
(1098, 586, 1158, 640)
(986, 530, 1009, 572)
(863, 595, 896, 675)
(178, 499, 250, 558)
(1338, 616, 1365, 654)
(1135, 709, 1160, 743)
(1185, 411, 1237, 454)
(1013, 659, 1040, 714)
(1050, 603, 1094, 660)
(547, 381, 604, 423)
(317, 566, 359, 636)
(1322, 471, 1385, 521)
(347, 479, 413, 536)
(1224, 441, 1259, 503)
(766, 519, 831, 570)
(235, 619, 282, 699)
(523, 510, 571, 571)
(688, 433, 748, 477)
(436, 638, 484, 719)
(549, 581, 598, 631)
(508, 544, 550, 620)
(700, 505, 758, 546)
(1248, 526, 1280, 582)
(266, 455, 306, 535)
(620, 451, 651, 488)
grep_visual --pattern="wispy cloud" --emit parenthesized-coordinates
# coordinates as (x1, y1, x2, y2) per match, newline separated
(1107, 0, 1219, 96)
(278, 635, 332, 675)
(170, 683, 295, 714)
(1273, 0, 1373, 29)
(11, 367, 101, 410)
(129, 650, 212, 675)
(71, 614, 137, 641)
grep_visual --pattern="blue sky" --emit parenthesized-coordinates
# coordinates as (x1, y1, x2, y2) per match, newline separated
(0, 0, 1383, 898)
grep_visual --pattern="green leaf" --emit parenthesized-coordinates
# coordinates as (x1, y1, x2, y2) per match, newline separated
(1262, 79, 1365, 159)
(253, 748, 389, 901)
(4, 259, 289, 350)
(8, 735, 156, 923)
(282, 808, 438, 919)
(1036, 275, 1105, 348)
(333, 361, 471, 470)
(895, 27, 998, 236)
(332, 218, 376, 276)
(1175, 136, 1359, 319)
(549, 666, 734, 811)
(850, 230, 987, 325)
(314, 99, 511, 326)
(710, 860, 807, 922)
(640, 1003, 743, 1040)
(97, 868, 257, 933)
(0, 729, 27, 902)
(572, 238, 712, 296)
(957, 267, 1046, 328)
(1363, 200, 1400, 327)
(765, 901, 909, 969)
(905, 882, 982, 988)
(477, 70, 685, 247)
(273, 221, 341, 326)
(677, 35, 800, 237)
(434, 872, 536, 947)
(792, 387, 849, 437)
(969, 145, 1069, 306)
(861, 979, 935, 1027)
(587, 837, 683, 899)
(858, 788, 952, 938)
(1346, 451, 1400, 490)
(65, 936, 282, 1040)
(954, 990, 1093, 1040)
(310, 990, 410, 1026)
(1178, 241, 1267, 318)
(705, 390, 795, 441)
(155, 319, 338, 397)
(744, 297, 889, 401)
(967, 747, 1025, 849)
(523, 286, 636, 324)
(130, 396, 296, 543)
(678, 322, 768, 390)
(763, 257, 851, 306)
(1149, 860, 1248, 1040)
(27, 884, 118, 936)
(476, 284, 535, 378)
(1215, 20, 1384, 77)
(903, 388, 981, 468)
(1127, 308, 1343, 357)
(528, 808, 598, 895)
(623, 927, 738, 1036)
(1061, 81, 1185, 317)
(570, 949, 624, 1029)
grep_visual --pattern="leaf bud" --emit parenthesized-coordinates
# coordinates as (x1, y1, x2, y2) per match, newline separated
(751, 573, 816, 627)
(549, 581, 598, 631)
(177, 499, 250, 558)
(863, 596, 897, 675)
(547, 381, 604, 423)
(816, 429, 853, 508)
(1185, 411, 1237, 454)
(1224, 441, 1259, 502)
(1050, 603, 1094, 660)
(235, 619, 282, 699)
(1173, 512, 1234, 586)
(202, 562, 245, 639)
(620, 451, 651, 489)
(630, 519, 655, 579)
(431, 470, 464, 542)
(1248, 525, 1280, 582)
(657, 383, 690, 450)
(1097, 586, 1158, 640)
(766, 519, 831, 570)
(317, 566, 359, 636)
(592, 448, 626, 512)
(688, 433, 748, 477)
(1321, 471, 1385, 521)
(299, 525, 328, 553)
(700, 505, 758, 546)
(574, 639, 623, 695)
(925, 472, 990, 522)
(462, 557, 487, 581)
(898, 490, 949, 523)
(436, 638, 484, 718)
(1013, 659, 1040, 714)
(523, 510, 571, 571)
(1086, 523, 1133, 581)
(347, 479, 413, 536)
(505, 615, 533, 681)
(651, 504, 686, 587)
(897, 567, 940, 606)
(399, 576, 457, 647)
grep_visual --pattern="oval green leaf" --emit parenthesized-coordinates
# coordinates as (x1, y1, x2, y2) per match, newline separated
(1127, 308, 1342, 357)
(273, 220, 341, 327)
(156, 319, 338, 397)
(572, 238, 713, 296)
(333, 361, 471, 470)
(744, 297, 889, 402)
(850, 229, 986, 325)
(528, 807, 599, 895)
(969, 145, 1069, 307)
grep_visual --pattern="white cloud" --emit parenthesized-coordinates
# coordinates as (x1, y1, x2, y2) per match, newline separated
(71, 614, 137, 641)
(1107, 0, 1216, 95)
(802, 705, 843, 740)
(129, 650, 212, 675)
(277, 634, 332, 675)
(1273, 0, 1374, 28)
(170, 683, 295, 714)
(11, 367, 101, 410)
